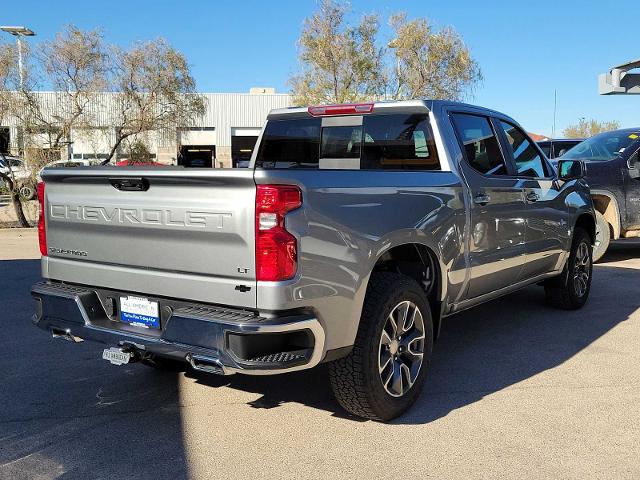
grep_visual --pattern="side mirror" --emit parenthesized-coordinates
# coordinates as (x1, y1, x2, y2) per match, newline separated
(557, 159, 586, 181)
(627, 151, 640, 179)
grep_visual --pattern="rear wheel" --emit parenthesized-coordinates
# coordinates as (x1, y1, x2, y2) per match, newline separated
(545, 227, 592, 309)
(593, 210, 610, 263)
(328, 272, 433, 421)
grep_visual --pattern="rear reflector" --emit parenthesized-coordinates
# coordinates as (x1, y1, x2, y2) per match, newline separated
(255, 185, 302, 281)
(307, 103, 374, 116)
(36, 182, 47, 256)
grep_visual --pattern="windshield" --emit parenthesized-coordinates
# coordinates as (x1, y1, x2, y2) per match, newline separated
(561, 130, 640, 162)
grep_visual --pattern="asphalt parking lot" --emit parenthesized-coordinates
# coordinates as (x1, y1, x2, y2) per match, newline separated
(1, 229, 639, 479)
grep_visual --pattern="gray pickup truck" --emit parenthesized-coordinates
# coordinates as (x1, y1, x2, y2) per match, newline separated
(32, 100, 595, 421)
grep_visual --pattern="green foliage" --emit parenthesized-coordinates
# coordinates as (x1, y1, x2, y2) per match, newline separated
(563, 118, 621, 138)
(290, 0, 482, 105)
(289, 1, 384, 104)
(127, 141, 152, 164)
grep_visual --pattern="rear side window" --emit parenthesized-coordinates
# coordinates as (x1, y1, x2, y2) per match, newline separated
(255, 118, 321, 168)
(256, 113, 440, 170)
(451, 113, 507, 175)
(361, 114, 439, 170)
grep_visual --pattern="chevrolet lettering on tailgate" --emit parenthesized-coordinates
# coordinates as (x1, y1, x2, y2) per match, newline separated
(49, 204, 233, 230)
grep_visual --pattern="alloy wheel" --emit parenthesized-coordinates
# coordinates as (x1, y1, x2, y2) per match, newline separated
(573, 241, 591, 297)
(378, 300, 425, 398)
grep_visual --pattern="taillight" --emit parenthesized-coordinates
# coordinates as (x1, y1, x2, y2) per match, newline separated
(307, 103, 374, 116)
(255, 185, 302, 281)
(36, 181, 47, 256)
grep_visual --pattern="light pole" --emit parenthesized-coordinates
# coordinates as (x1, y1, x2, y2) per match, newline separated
(0, 26, 36, 89)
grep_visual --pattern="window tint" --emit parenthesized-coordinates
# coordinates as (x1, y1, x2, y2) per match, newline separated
(538, 142, 551, 157)
(361, 114, 440, 170)
(321, 125, 362, 159)
(553, 141, 580, 158)
(499, 121, 548, 177)
(452, 113, 507, 175)
(255, 118, 321, 168)
(561, 130, 640, 162)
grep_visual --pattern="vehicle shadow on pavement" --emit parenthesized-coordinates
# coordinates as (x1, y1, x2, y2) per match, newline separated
(188, 261, 639, 424)
(0, 259, 190, 479)
(598, 239, 640, 263)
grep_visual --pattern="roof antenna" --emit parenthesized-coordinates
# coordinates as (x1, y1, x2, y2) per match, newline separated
(552, 89, 557, 138)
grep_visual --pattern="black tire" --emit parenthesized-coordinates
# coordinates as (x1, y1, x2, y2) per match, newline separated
(141, 353, 187, 372)
(593, 210, 610, 263)
(545, 227, 592, 310)
(328, 272, 434, 421)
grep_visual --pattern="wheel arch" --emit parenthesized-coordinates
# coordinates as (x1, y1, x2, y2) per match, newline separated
(370, 242, 444, 339)
(591, 190, 620, 239)
(575, 212, 596, 245)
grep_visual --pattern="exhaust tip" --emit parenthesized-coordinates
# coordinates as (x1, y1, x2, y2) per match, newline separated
(50, 327, 83, 343)
(187, 354, 227, 375)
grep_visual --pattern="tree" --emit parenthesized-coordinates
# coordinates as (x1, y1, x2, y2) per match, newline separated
(563, 118, 621, 138)
(126, 141, 153, 164)
(13, 26, 109, 156)
(289, 0, 384, 104)
(0, 41, 30, 227)
(0, 26, 109, 227)
(289, 0, 482, 105)
(387, 13, 482, 100)
(103, 39, 206, 163)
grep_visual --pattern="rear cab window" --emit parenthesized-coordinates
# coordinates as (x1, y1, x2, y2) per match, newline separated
(255, 113, 440, 171)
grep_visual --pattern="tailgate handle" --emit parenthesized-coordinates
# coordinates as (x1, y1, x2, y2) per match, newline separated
(109, 178, 149, 192)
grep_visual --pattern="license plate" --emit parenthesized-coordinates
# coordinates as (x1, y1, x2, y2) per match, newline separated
(102, 347, 132, 365)
(120, 296, 160, 329)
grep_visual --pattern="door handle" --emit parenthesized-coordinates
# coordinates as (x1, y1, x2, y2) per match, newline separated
(526, 191, 539, 202)
(473, 193, 491, 206)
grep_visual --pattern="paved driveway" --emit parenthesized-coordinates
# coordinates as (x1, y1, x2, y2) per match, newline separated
(1, 229, 639, 479)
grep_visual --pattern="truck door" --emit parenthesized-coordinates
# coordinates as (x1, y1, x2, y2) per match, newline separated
(450, 112, 527, 299)
(496, 120, 567, 279)
(623, 143, 640, 229)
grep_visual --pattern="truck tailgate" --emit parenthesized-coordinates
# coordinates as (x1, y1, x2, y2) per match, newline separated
(41, 168, 257, 308)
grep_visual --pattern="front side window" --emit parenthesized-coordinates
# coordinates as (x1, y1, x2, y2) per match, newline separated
(451, 113, 507, 175)
(499, 121, 548, 178)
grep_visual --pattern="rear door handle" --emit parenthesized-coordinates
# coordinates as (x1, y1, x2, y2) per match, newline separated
(526, 191, 539, 202)
(473, 194, 491, 206)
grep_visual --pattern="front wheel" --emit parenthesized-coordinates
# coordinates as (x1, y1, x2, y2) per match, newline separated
(545, 227, 593, 309)
(328, 272, 433, 421)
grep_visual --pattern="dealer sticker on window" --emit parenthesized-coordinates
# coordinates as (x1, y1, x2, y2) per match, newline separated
(120, 296, 160, 329)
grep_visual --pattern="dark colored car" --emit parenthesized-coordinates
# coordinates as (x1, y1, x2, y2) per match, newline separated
(537, 139, 584, 159)
(558, 128, 640, 261)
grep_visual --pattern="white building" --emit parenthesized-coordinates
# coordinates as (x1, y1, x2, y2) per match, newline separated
(0, 88, 293, 168)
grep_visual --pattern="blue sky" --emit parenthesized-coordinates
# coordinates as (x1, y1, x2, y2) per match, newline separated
(1, 0, 637, 136)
